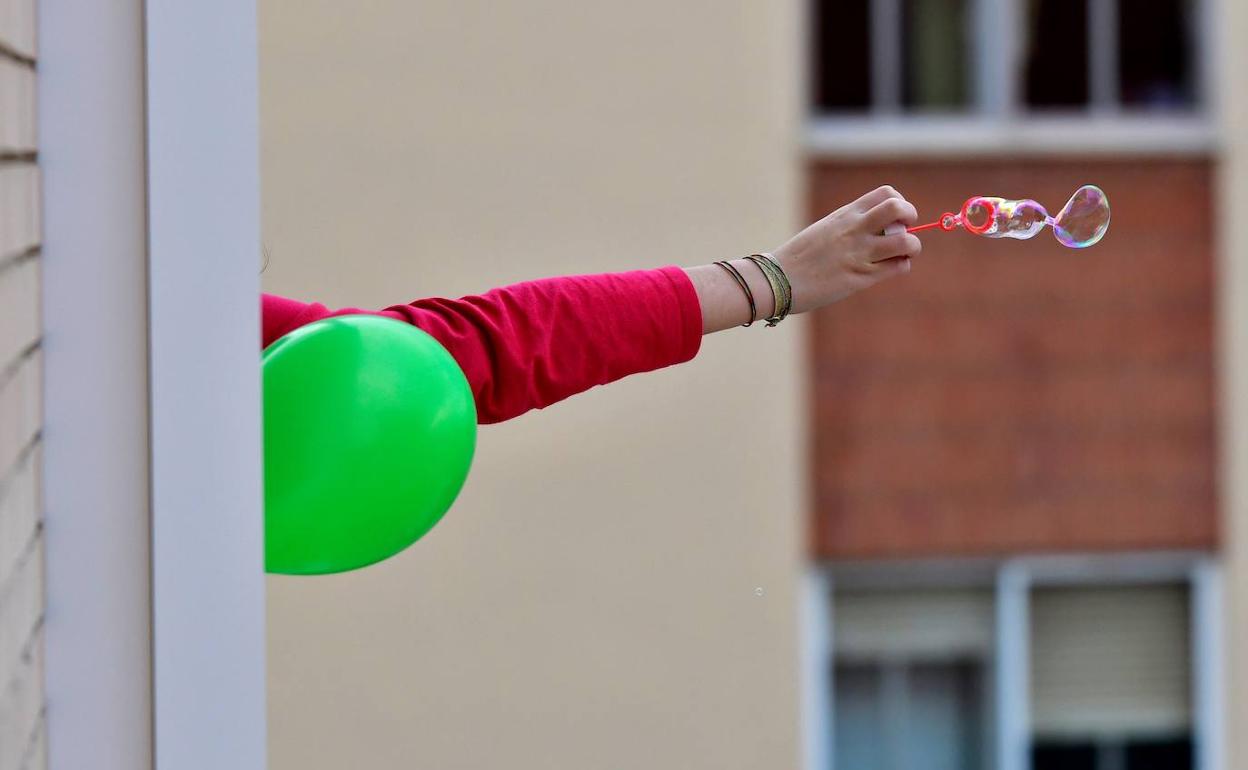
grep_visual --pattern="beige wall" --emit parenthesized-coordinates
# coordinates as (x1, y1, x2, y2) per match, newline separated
(1221, 0, 1248, 765)
(260, 2, 805, 768)
(0, 0, 44, 766)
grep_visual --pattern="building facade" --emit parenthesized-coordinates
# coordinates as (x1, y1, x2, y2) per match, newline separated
(805, 2, 1230, 770)
(0, 0, 44, 765)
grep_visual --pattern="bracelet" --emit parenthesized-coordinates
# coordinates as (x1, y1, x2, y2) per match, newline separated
(744, 256, 783, 325)
(757, 252, 792, 321)
(748, 252, 788, 324)
(713, 260, 756, 327)
(745, 253, 792, 326)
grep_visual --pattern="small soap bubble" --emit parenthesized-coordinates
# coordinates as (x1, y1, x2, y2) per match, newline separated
(965, 196, 1047, 241)
(754, 587, 765, 597)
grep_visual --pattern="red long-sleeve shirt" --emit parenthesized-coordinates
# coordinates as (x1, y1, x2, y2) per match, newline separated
(262, 266, 703, 424)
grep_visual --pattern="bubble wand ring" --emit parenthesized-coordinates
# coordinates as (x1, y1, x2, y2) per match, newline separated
(904, 198, 998, 235)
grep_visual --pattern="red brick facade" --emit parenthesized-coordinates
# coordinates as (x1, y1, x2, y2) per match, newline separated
(810, 159, 1216, 559)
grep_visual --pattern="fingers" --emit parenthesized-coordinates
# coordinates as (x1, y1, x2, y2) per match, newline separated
(870, 231, 922, 263)
(863, 196, 918, 232)
(853, 184, 903, 212)
(873, 255, 912, 278)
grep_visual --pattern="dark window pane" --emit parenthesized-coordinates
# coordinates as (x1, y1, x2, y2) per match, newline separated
(906, 662, 984, 770)
(833, 664, 885, 769)
(833, 661, 986, 770)
(1125, 735, 1193, 770)
(1119, 0, 1195, 109)
(812, 0, 871, 111)
(1033, 741, 1098, 770)
(901, 0, 970, 111)
(1033, 735, 1194, 770)
(1024, 0, 1089, 108)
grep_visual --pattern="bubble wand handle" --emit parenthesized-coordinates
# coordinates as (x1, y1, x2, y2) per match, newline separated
(906, 215, 957, 234)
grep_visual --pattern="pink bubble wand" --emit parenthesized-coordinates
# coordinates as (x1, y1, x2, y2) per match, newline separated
(906, 185, 1111, 249)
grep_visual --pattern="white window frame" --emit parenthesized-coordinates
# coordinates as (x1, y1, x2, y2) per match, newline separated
(807, 0, 1221, 156)
(803, 551, 1224, 770)
(40, 1, 266, 768)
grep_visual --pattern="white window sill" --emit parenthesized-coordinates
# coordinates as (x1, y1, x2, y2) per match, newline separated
(805, 114, 1217, 158)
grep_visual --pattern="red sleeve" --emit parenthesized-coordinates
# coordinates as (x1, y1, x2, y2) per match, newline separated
(261, 267, 703, 424)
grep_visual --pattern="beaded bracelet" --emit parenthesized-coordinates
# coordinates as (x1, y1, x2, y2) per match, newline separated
(713, 260, 757, 327)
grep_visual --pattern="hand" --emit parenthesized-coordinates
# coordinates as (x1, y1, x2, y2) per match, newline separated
(771, 185, 921, 314)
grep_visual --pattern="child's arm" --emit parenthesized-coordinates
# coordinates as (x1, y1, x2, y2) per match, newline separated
(263, 266, 701, 425)
(262, 185, 921, 424)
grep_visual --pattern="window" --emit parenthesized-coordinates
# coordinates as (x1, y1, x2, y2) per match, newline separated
(830, 589, 993, 770)
(1024, 0, 1198, 112)
(1023, 0, 1091, 108)
(813, 557, 1219, 770)
(812, 0, 972, 114)
(900, 0, 970, 111)
(810, 0, 1205, 117)
(1118, 0, 1197, 108)
(835, 660, 986, 770)
(812, 0, 871, 111)
(1030, 585, 1194, 770)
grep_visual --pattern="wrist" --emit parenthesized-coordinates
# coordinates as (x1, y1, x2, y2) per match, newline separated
(769, 244, 809, 315)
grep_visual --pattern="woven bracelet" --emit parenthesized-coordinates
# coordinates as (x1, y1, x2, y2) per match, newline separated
(713, 260, 757, 327)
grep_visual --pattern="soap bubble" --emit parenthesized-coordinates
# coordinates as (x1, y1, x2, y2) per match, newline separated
(909, 185, 1110, 248)
(1052, 185, 1111, 248)
(965, 196, 1049, 240)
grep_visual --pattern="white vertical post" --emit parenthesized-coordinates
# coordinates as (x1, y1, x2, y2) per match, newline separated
(1196, 0, 1219, 115)
(39, 1, 153, 768)
(1089, 0, 1120, 113)
(1191, 559, 1225, 770)
(975, 0, 1021, 117)
(996, 562, 1030, 770)
(871, 0, 903, 113)
(144, 0, 267, 767)
(802, 569, 833, 770)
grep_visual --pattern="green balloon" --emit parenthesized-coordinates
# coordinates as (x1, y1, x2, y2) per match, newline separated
(263, 315, 476, 575)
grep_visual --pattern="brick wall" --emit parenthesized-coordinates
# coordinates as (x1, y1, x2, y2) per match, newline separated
(0, 0, 44, 766)
(810, 159, 1215, 559)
